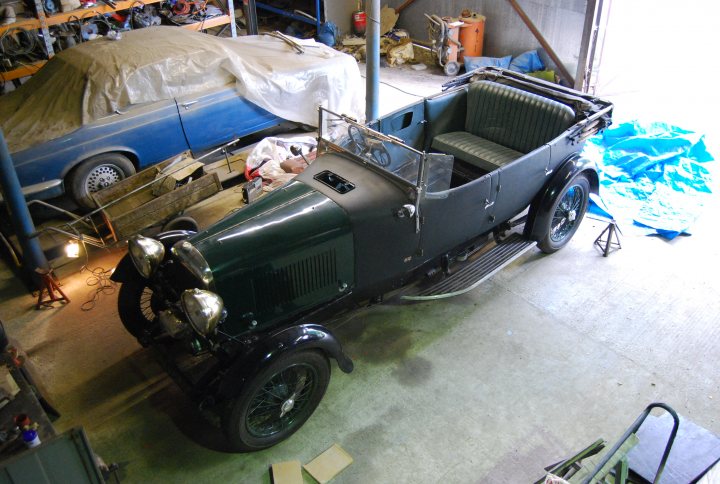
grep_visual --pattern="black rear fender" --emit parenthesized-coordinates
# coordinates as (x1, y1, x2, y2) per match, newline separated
(110, 230, 196, 283)
(217, 323, 354, 401)
(524, 154, 598, 241)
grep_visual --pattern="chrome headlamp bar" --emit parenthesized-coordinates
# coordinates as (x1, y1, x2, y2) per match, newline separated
(172, 240, 215, 291)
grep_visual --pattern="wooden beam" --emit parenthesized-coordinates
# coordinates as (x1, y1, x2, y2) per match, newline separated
(0, 61, 46, 81)
(179, 14, 231, 31)
(505, 0, 574, 85)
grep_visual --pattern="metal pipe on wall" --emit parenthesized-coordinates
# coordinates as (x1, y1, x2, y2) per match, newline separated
(0, 130, 49, 285)
(365, 0, 380, 122)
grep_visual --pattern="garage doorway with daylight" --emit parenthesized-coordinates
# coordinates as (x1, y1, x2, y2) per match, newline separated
(592, 0, 720, 141)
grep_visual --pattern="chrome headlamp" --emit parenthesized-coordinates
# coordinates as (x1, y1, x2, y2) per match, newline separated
(172, 240, 214, 290)
(128, 235, 165, 279)
(180, 288, 224, 336)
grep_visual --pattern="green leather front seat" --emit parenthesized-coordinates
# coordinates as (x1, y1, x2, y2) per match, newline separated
(432, 81, 575, 171)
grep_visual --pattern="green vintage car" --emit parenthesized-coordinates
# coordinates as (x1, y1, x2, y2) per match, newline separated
(112, 68, 613, 451)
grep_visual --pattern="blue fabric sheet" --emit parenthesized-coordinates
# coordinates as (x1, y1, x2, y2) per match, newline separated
(583, 121, 715, 239)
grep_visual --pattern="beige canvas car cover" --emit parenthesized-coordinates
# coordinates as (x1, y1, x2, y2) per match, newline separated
(0, 26, 364, 153)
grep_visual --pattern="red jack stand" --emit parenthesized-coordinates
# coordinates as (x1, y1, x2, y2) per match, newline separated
(594, 221, 621, 257)
(35, 268, 70, 309)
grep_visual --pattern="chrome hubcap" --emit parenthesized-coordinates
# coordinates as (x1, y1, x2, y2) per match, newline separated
(86, 164, 123, 192)
(279, 398, 295, 418)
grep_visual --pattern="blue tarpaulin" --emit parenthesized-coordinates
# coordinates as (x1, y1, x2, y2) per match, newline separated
(583, 121, 716, 239)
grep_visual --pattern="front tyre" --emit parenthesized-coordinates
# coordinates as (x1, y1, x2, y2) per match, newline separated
(223, 350, 330, 451)
(537, 173, 590, 254)
(117, 275, 163, 346)
(68, 153, 135, 210)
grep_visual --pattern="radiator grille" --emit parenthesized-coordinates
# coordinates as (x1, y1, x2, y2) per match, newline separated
(253, 249, 337, 312)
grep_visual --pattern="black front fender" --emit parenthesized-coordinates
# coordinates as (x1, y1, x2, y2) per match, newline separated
(524, 154, 598, 241)
(110, 230, 196, 283)
(217, 323, 354, 401)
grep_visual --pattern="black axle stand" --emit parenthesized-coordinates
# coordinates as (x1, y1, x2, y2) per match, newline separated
(594, 221, 621, 257)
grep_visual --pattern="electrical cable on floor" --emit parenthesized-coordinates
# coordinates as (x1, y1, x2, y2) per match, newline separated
(360, 74, 424, 97)
(78, 242, 116, 311)
(80, 266, 116, 311)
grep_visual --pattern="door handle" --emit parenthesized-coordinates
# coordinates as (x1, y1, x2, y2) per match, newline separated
(484, 199, 494, 209)
(395, 204, 416, 218)
(181, 101, 199, 110)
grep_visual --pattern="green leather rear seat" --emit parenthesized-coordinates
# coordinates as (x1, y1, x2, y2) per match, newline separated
(431, 81, 575, 172)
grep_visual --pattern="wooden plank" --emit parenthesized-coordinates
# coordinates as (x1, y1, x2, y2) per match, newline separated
(180, 15, 231, 31)
(0, 18, 41, 35)
(0, 61, 46, 81)
(111, 172, 222, 240)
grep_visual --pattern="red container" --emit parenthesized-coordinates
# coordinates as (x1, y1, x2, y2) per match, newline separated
(352, 10, 366, 36)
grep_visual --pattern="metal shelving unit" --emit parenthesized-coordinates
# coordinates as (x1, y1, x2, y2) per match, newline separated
(0, 0, 236, 82)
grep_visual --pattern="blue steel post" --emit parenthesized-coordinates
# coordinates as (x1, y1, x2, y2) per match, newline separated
(0, 130, 49, 283)
(365, 0, 380, 122)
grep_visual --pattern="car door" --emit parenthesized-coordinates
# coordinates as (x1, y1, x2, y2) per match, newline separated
(491, 145, 552, 225)
(418, 164, 501, 258)
(175, 86, 281, 152)
(376, 99, 426, 150)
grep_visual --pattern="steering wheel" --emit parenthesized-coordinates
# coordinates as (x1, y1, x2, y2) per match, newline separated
(348, 125, 367, 152)
(369, 143, 391, 167)
(347, 126, 392, 167)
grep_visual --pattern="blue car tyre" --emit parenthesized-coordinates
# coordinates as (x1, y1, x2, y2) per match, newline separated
(68, 153, 136, 209)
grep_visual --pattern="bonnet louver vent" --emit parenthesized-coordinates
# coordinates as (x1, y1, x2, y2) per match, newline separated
(254, 249, 338, 312)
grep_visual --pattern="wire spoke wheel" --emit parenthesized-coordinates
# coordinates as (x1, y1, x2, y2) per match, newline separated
(246, 363, 317, 438)
(223, 350, 330, 451)
(138, 286, 162, 324)
(118, 275, 164, 345)
(537, 173, 590, 254)
(550, 185, 585, 242)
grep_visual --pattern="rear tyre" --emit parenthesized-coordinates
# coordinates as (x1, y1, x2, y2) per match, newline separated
(68, 153, 135, 210)
(537, 173, 590, 254)
(223, 350, 330, 451)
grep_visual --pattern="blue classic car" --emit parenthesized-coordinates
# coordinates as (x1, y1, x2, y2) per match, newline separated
(0, 27, 363, 208)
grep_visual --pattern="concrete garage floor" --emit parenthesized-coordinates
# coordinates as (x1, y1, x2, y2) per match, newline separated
(1, 64, 719, 483)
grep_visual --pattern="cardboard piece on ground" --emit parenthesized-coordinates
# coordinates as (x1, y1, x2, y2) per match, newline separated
(380, 5, 399, 35)
(271, 460, 303, 484)
(303, 444, 353, 483)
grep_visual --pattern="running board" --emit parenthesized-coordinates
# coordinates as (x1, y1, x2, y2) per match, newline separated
(402, 233, 536, 301)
